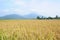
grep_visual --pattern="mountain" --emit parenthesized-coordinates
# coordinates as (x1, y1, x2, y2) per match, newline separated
(0, 13, 44, 19)
(0, 14, 24, 19)
(24, 13, 43, 18)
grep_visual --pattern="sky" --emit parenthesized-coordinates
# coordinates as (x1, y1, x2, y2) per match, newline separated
(0, 0, 60, 17)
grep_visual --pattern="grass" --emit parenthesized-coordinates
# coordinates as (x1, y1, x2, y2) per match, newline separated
(0, 20, 60, 40)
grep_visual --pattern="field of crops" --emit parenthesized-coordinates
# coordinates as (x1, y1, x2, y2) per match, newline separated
(0, 20, 60, 40)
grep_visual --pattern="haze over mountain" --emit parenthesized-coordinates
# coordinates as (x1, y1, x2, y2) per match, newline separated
(0, 13, 44, 19)
(0, 0, 60, 17)
(24, 13, 43, 18)
(0, 14, 24, 19)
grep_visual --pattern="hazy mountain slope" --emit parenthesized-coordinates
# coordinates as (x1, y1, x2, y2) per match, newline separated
(0, 14, 24, 19)
(0, 13, 44, 19)
(24, 13, 43, 18)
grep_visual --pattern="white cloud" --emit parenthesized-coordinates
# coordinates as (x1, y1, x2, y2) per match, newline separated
(0, 0, 60, 16)
(28, 0, 60, 16)
(14, 0, 25, 6)
(2, 9, 10, 13)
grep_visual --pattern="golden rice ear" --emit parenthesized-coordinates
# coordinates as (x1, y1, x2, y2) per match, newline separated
(0, 20, 59, 40)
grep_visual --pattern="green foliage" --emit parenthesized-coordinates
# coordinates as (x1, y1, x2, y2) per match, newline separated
(47, 17, 53, 19)
(36, 15, 60, 19)
(37, 16, 40, 19)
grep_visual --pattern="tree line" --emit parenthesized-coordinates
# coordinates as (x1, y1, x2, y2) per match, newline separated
(37, 15, 60, 19)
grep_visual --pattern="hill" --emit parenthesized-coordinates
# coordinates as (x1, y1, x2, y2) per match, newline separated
(0, 14, 24, 19)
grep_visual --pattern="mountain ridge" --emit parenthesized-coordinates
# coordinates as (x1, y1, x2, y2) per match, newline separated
(0, 13, 44, 19)
(23, 13, 43, 18)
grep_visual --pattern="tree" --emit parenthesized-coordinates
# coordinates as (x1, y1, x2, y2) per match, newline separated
(37, 16, 40, 19)
(41, 16, 43, 19)
(47, 16, 52, 19)
(55, 15, 58, 19)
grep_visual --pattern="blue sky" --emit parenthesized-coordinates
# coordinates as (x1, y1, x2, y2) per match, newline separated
(0, 0, 60, 17)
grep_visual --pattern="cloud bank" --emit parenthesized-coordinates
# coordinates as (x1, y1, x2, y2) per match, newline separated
(0, 0, 60, 17)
